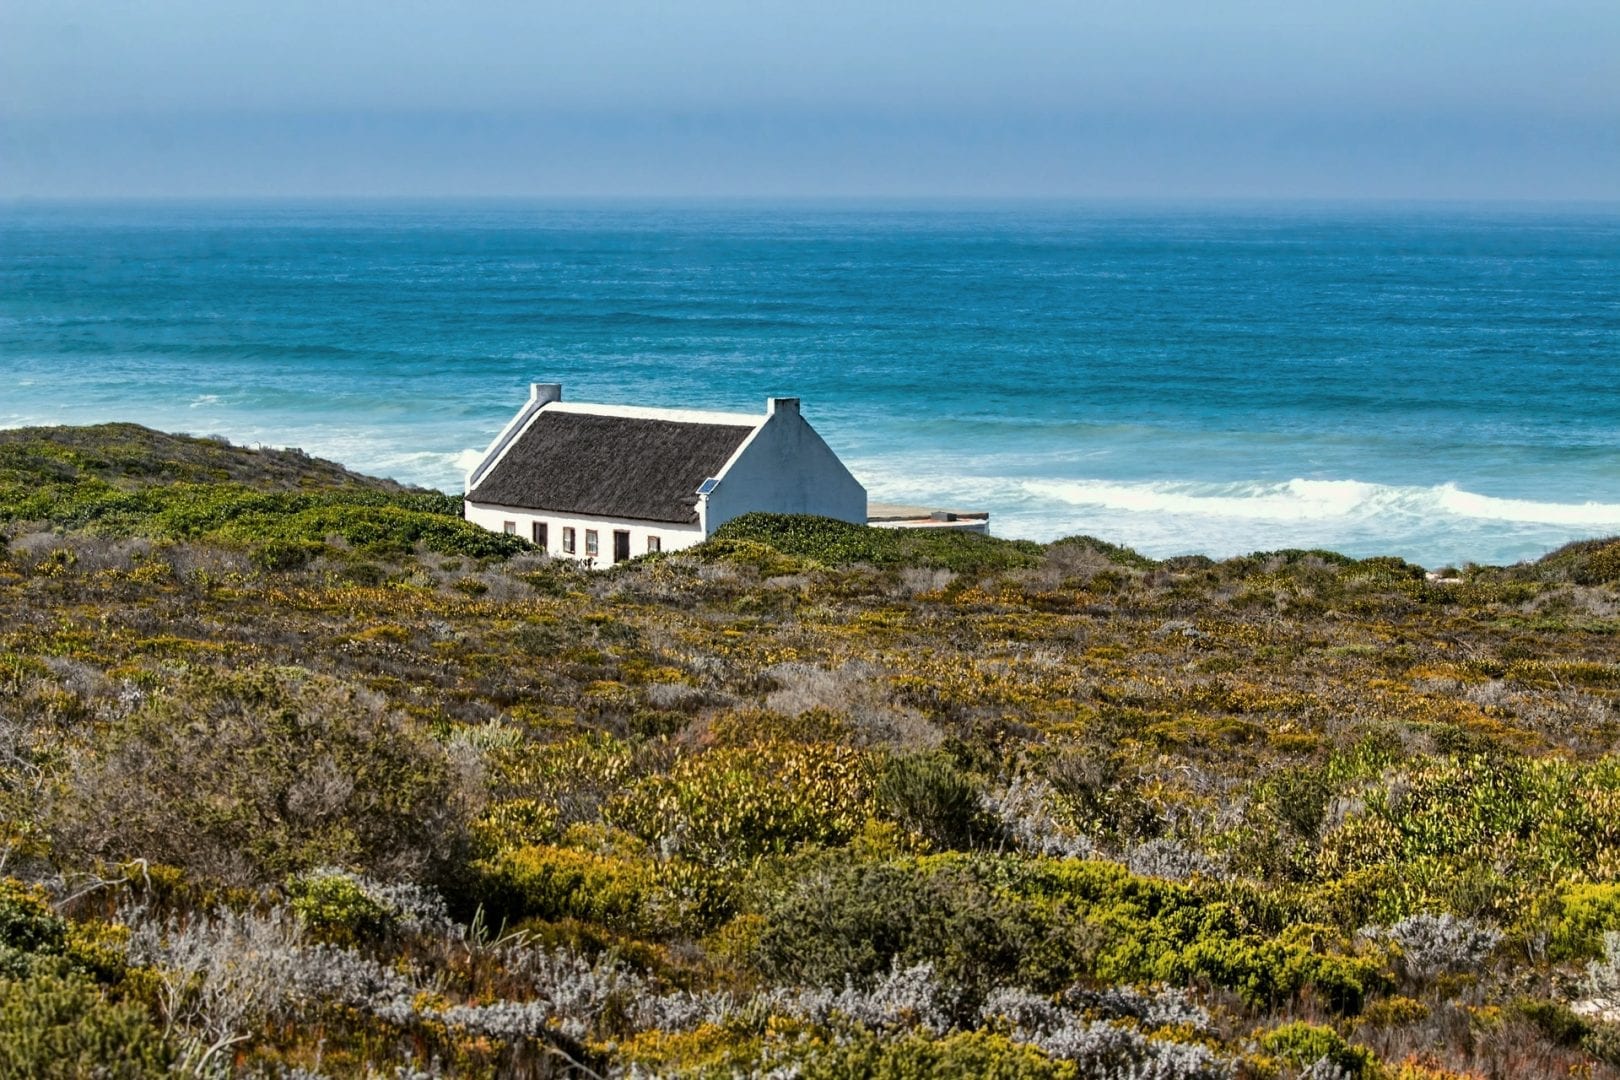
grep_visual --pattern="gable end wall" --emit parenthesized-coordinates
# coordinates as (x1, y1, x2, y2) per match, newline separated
(703, 409, 866, 534)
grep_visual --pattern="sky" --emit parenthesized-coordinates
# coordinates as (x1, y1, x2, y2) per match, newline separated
(2, 1, 1617, 200)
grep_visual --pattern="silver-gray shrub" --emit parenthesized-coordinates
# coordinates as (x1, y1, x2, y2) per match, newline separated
(1033, 1023, 1231, 1080)
(367, 880, 455, 934)
(1299, 1060, 1356, 1080)
(1066, 984, 1213, 1033)
(630, 988, 749, 1035)
(403, 936, 725, 1042)
(126, 904, 332, 1074)
(292, 942, 417, 1025)
(1584, 930, 1620, 1001)
(1358, 913, 1501, 982)
(762, 660, 939, 749)
(242, 1060, 446, 1080)
(1125, 838, 1222, 883)
(127, 901, 851, 1057)
(773, 961, 957, 1036)
(435, 1000, 557, 1041)
(643, 680, 712, 712)
(124, 901, 419, 1071)
(495, 942, 647, 1040)
(127, 904, 651, 1052)
(980, 987, 1230, 1080)
(983, 775, 1094, 859)
(979, 986, 1067, 1032)
(898, 567, 956, 596)
(447, 947, 952, 1044)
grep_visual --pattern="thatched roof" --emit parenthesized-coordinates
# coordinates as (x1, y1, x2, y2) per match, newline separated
(468, 410, 755, 524)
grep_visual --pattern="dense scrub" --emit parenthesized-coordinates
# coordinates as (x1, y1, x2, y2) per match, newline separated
(0, 423, 521, 564)
(1, 424, 1619, 1077)
(709, 512, 1046, 573)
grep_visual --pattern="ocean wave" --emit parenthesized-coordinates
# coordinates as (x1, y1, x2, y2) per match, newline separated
(1022, 478, 1620, 529)
(337, 446, 488, 489)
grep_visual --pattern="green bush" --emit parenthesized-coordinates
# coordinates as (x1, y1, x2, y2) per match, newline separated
(0, 473, 525, 563)
(287, 870, 394, 945)
(707, 514, 1043, 574)
(0, 880, 70, 980)
(0, 422, 396, 491)
(0, 879, 67, 970)
(1585, 1021, 1620, 1069)
(1039, 744, 1162, 844)
(1173, 934, 1378, 1014)
(1316, 754, 1620, 920)
(472, 842, 659, 933)
(1513, 997, 1591, 1048)
(1352, 556, 1427, 582)
(1538, 537, 1620, 585)
(696, 538, 815, 577)
(0, 970, 172, 1079)
(758, 857, 1041, 1000)
(1542, 882, 1620, 961)
(608, 743, 875, 865)
(251, 537, 323, 571)
(876, 752, 995, 851)
(1258, 1021, 1374, 1076)
(758, 853, 1382, 1013)
(1023, 859, 1381, 1011)
(793, 1030, 1075, 1080)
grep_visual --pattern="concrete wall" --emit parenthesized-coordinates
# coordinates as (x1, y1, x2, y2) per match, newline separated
(463, 501, 703, 567)
(701, 399, 867, 534)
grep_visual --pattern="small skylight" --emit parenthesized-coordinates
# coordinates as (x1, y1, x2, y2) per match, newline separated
(695, 477, 720, 496)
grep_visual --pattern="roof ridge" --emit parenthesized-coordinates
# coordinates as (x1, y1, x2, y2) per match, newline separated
(544, 401, 763, 426)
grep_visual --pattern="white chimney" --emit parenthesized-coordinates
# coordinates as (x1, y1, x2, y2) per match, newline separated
(768, 396, 800, 416)
(530, 382, 562, 406)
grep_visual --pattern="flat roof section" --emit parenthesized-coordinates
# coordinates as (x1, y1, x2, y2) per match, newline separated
(867, 502, 990, 532)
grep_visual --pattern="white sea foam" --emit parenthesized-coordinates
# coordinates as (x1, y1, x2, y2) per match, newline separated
(1433, 485, 1620, 527)
(338, 446, 490, 489)
(1023, 478, 1620, 530)
(452, 447, 487, 473)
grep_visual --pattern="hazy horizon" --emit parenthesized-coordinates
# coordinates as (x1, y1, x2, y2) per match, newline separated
(3, 1, 1618, 200)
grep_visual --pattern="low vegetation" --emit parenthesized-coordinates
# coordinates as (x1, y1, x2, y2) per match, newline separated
(1, 423, 1619, 1077)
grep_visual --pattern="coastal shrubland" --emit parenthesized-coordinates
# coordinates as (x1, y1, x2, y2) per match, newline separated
(1, 423, 1619, 1076)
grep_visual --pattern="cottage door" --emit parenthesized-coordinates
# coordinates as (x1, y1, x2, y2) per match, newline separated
(613, 530, 631, 563)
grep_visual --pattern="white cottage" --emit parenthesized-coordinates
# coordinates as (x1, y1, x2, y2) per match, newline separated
(464, 383, 867, 566)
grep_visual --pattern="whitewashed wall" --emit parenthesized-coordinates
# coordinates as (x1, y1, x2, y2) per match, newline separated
(700, 399, 867, 534)
(463, 501, 703, 567)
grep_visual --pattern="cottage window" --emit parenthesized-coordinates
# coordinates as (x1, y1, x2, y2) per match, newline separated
(646, 535, 661, 553)
(532, 521, 547, 548)
(502, 520, 516, 534)
(562, 527, 576, 554)
(585, 530, 599, 557)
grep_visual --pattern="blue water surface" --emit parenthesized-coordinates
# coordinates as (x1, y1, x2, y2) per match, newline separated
(2, 199, 1618, 566)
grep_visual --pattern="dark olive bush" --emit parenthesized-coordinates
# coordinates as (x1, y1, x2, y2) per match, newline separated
(54, 665, 473, 887)
(875, 752, 996, 851)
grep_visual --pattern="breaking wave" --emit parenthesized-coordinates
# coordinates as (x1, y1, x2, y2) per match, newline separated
(328, 446, 489, 489)
(992, 476, 1620, 563)
(1022, 478, 1620, 529)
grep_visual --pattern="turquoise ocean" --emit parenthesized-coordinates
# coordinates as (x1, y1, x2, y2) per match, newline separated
(2, 200, 1617, 567)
